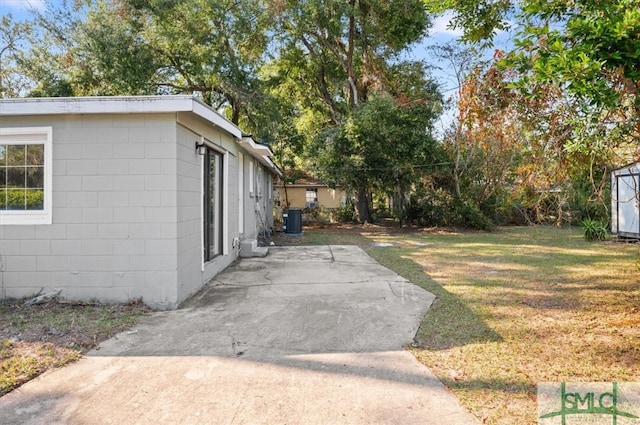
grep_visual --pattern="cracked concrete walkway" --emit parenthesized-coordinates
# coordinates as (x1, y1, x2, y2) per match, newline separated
(0, 245, 479, 424)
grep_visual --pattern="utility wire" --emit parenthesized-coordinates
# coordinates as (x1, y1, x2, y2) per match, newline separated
(314, 161, 453, 172)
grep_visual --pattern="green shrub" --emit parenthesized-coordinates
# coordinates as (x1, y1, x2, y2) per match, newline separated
(454, 200, 494, 231)
(582, 218, 607, 241)
(406, 188, 493, 230)
(334, 202, 356, 223)
(0, 189, 44, 210)
(407, 187, 454, 227)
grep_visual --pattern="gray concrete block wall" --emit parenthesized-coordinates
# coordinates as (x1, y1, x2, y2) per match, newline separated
(0, 113, 181, 308)
(1, 106, 276, 309)
(174, 120, 239, 304)
(175, 123, 202, 303)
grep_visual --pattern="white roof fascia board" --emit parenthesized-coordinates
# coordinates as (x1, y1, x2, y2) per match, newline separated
(262, 155, 283, 177)
(238, 135, 281, 176)
(190, 97, 242, 139)
(239, 135, 273, 156)
(0, 95, 243, 139)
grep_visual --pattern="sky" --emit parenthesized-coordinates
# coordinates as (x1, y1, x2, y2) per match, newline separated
(0, 0, 45, 17)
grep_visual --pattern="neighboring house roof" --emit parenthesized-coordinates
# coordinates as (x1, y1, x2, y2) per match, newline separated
(0, 95, 281, 175)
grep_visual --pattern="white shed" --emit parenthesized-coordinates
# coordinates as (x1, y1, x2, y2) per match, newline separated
(611, 162, 640, 238)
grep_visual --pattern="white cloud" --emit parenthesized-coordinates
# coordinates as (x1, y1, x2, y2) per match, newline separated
(1, 0, 46, 14)
(429, 11, 464, 38)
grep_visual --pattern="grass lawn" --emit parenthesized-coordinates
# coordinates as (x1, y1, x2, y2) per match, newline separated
(0, 300, 149, 396)
(275, 224, 640, 424)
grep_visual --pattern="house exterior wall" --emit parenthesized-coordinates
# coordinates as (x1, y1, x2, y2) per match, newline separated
(174, 113, 240, 303)
(0, 97, 278, 309)
(318, 187, 345, 209)
(242, 158, 273, 241)
(0, 113, 181, 308)
(276, 186, 346, 209)
(280, 187, 306, 209)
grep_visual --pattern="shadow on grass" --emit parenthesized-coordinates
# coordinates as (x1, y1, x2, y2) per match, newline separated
(365, 246, 503, 350)
(440, 376, 537, 395)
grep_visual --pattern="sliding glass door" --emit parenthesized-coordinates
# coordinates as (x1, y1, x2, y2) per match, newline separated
(204, 148, 223, 261)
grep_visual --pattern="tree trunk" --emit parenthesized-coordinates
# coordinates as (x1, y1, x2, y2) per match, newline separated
(355, 187, 372, 223)
(346, 0, 358, 108)
(394, 182, 407, 227)
(283, 180, 291, 208)
(453, 144, 462, 199)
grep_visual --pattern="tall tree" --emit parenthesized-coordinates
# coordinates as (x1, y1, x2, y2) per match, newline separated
(446, 55, 526, 220)
(0, 15, 33, 98)
(69, 1, 161, 96)
(431, 0, 640, 148)
(272, 0, 430, 119)
(120, 0, 271, 123)
(10, 1, 87, 97)
(424, 0, 512, 43)
(428, 42, 482, 199)
(20, 0, 271, 123)
(270, 0, 435, 222)
(508, 0, 640, 149)
(310, 92, 442, 223)
(430, 0, 640, 223)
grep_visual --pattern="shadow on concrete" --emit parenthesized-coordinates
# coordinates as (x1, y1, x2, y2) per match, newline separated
(0, 246, 481, 424)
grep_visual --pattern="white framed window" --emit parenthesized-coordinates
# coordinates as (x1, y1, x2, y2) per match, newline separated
(306, 188, 319, 208)
(0, 127, 52, 225)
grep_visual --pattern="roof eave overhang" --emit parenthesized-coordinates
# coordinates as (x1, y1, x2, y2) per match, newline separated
(239, 135, 282, 176)
(0, 95, 244, 139)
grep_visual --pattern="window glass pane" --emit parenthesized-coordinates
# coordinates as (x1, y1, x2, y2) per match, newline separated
(208, 174, 215, 255)
(0, 145, 5, 166)
(0, 167, 6, 188)
(6, 188, 26, 210)
(26, 145, 44, 166)
(208, 153, 220, 257)
(26, 167, 44, 188)
(0, 189, 6, 209)
(25, 189, 44, 210)
(7, 145, 26, 166)
(7, 167, 25, 187)
(216, 154, 222, 250)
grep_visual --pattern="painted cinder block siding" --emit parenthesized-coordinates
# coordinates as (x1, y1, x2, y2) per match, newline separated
(0, 101, 275, 309)
(174, 112, 240, 304)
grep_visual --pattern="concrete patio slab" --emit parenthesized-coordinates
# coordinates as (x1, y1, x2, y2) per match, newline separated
(0, 245, 479, 424)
